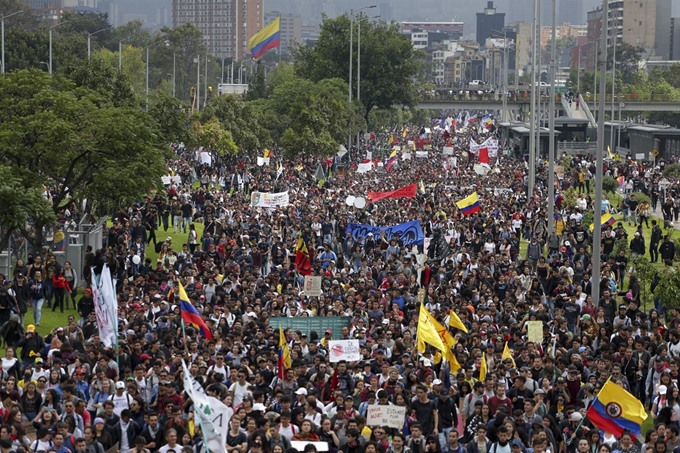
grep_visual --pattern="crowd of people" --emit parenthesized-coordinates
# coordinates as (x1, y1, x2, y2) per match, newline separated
(0, 116, 678, 453)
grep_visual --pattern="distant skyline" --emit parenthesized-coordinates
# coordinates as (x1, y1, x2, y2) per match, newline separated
(108, 0, 680, 39)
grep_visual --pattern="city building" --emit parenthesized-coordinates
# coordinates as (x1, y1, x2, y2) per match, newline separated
(264, 12, 302, 55)
(585, 7, 601, 72)
(172, 0, 264, 60)
(506, 21, 531, 77)
(401, 20, 464, 40)
(672, 17, 680, 60)
(539, 23, 586, 47)
(476, 1, 505, 48)
(587, 0, 669, 62)
(26, 0, 62, 23)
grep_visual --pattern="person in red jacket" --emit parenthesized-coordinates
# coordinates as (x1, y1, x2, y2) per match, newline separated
(52, 267, 71, 313)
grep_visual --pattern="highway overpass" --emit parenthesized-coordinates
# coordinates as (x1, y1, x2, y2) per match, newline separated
(416, 99, 680, 112)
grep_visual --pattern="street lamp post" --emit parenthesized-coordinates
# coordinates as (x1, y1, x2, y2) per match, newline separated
(528, 0, 538, 198)
(88, 28, 108, 59)
(356, 14, 380, 149)
(547, 0, 556, 236)
(173, 52, 176, 98)
(146, 39, 168, 110)
(1, 10, 23, 74)
(348, 5, 376, 155)
(49, 20, 69, 75)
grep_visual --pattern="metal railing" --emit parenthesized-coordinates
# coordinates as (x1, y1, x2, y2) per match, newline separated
(557, 141, 598, 155)
(579, 94, 597, 128)
(580, 93, 676, 103)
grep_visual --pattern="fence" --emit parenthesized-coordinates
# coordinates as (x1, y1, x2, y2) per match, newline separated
(0, 217, 107, 286)
(558, 141, 599, 155)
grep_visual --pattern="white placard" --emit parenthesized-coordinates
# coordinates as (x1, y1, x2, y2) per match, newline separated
(328, 340, 361, 362)
(635, 153, 645, 160)
(402, 152, 412, 160)
(357, 162, 373, 173)
(443, 146, 454, 155)
(366, 405, 406, 429)
(304, 276, 322, 296)
(250, 191, 289, 207)
(256, 157, 270, 166)
(366, 151, 372, 160)
(291, 442, 328, 452)
(416, 151, 428, 158)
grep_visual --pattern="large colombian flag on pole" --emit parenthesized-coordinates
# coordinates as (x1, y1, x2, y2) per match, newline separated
(586, 379, 647, 437)
(456, 192, 481, 215)
(178, 281, 213, 340)
(248, 17, 281, 59)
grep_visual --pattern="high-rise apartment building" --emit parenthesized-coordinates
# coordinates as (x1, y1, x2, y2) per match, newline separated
(172, 0, 263, 60)
(264, 12, 302, 55)
(477, 1, 505, 47)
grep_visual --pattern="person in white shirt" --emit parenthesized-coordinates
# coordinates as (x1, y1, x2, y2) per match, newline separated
(158, 429, 179, 453)
(110, 382, 132, 417)
(228, 371, 249, 407)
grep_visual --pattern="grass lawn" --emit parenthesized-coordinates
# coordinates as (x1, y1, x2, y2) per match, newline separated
(22, 221, 204, 338)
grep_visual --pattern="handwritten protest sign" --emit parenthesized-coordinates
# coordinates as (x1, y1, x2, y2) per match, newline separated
(366, 405, 406, 429)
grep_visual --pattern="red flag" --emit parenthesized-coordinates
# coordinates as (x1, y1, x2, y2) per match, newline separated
(479, 147, 489, 165)
(294, 237, 312, 275)
(367, 184, 418, 202)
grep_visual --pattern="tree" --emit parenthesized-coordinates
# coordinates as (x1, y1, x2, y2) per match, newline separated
(147, 92, 192, 144)
(200, 95, 271, 151)
(653, 265, 680, 312)
(294, 14, 421, 121)
(188, 117, 238, 156)
(602, 176, 618, 194)
(253, 75, 364, 158)
(0, 69, 169, 247)
(245, 61, 267, 101)
(0, 165, 56, 250)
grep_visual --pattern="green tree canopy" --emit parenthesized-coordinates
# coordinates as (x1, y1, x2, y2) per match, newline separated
(293, 14, 421, 120)
(252, 73, 364, 158)
(0, 69, 169, 247)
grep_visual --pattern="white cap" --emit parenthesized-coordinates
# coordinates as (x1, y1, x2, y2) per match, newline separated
(253, 403, 266, 411)
(422, 359, 432, 367)
(116, 381, 125, 389)
(659, 385, 668, 395)
(570, 412, 583, 422)
(433, 379, 443, 386)
(295, 388, 308, 395)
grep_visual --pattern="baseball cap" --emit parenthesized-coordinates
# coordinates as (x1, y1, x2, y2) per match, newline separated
(295, 388, 308, 395)
(570, 412, 583, 422)
(94, 418, 105, 425)
(433, 379, 443, 386)
(26, 324, 35, 333)
(116, 381, 125, 389)
(510, 440, 523, 448)
(659, 385, 668, 395)
(140, 354, 152, 361)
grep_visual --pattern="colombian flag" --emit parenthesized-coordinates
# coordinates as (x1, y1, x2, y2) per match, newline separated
(278, 325, 292, 379)
(456, 192, 481, 216)
(248, 17, 281, 59)
(586, 379, 647, 437)
(589, 212, 617, 232)
(178, 281, 213, 340)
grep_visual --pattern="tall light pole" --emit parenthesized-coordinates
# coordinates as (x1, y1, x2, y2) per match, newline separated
(1, 10, 23, 74)
(204, 54, 208, 107)
(49, 20, 69, 75)
(356, 14, 380, 149)
(610, 30, 617, 154)
(348, 5, 376, 155)
(119, 41, 123, 71)
(87, 28, 108, 59)
(146, 39, 168, 110)
(528, 0, 538, 198)
(547, 0, 556, 236)
(592, 0, 608, 307)
(172, 52, 176, 98)
(196, 55, 201, 111)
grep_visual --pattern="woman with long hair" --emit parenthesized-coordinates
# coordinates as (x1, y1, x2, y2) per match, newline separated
(317, 417, 340, 453)
(21, 381, 42, 421)
(466, 403, 492, 442)
(292, 420, 320, 442)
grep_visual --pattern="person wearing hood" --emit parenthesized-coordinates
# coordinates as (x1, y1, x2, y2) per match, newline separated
(0, 313, 24, 350)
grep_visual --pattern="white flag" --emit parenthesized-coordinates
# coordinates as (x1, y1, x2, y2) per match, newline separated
(91, 265, 117, 348)
(182, 360, 231, 453)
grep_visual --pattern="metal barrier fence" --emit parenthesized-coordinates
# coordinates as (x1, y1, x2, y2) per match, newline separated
(0, 217, 107, 285)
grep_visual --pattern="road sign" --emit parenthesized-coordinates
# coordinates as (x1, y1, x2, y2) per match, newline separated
(659, 178, 671, 190)
(651, 148, 659, 157)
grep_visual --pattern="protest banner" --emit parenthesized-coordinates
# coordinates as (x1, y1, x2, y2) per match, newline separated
(443, 146, 454, 155)
(527, 321, 544, 344)
(304, 276, 322, 297)
(416, 151, 428, 158)
(275, 317, 351, 338)
(250, 191, 289, 208)
(346, 220, 424, 246)
(368, 184, 417, 202)
(328, 340, 361, 362)
(357, 162, 373, 173)
(366, 405, 406, 429)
